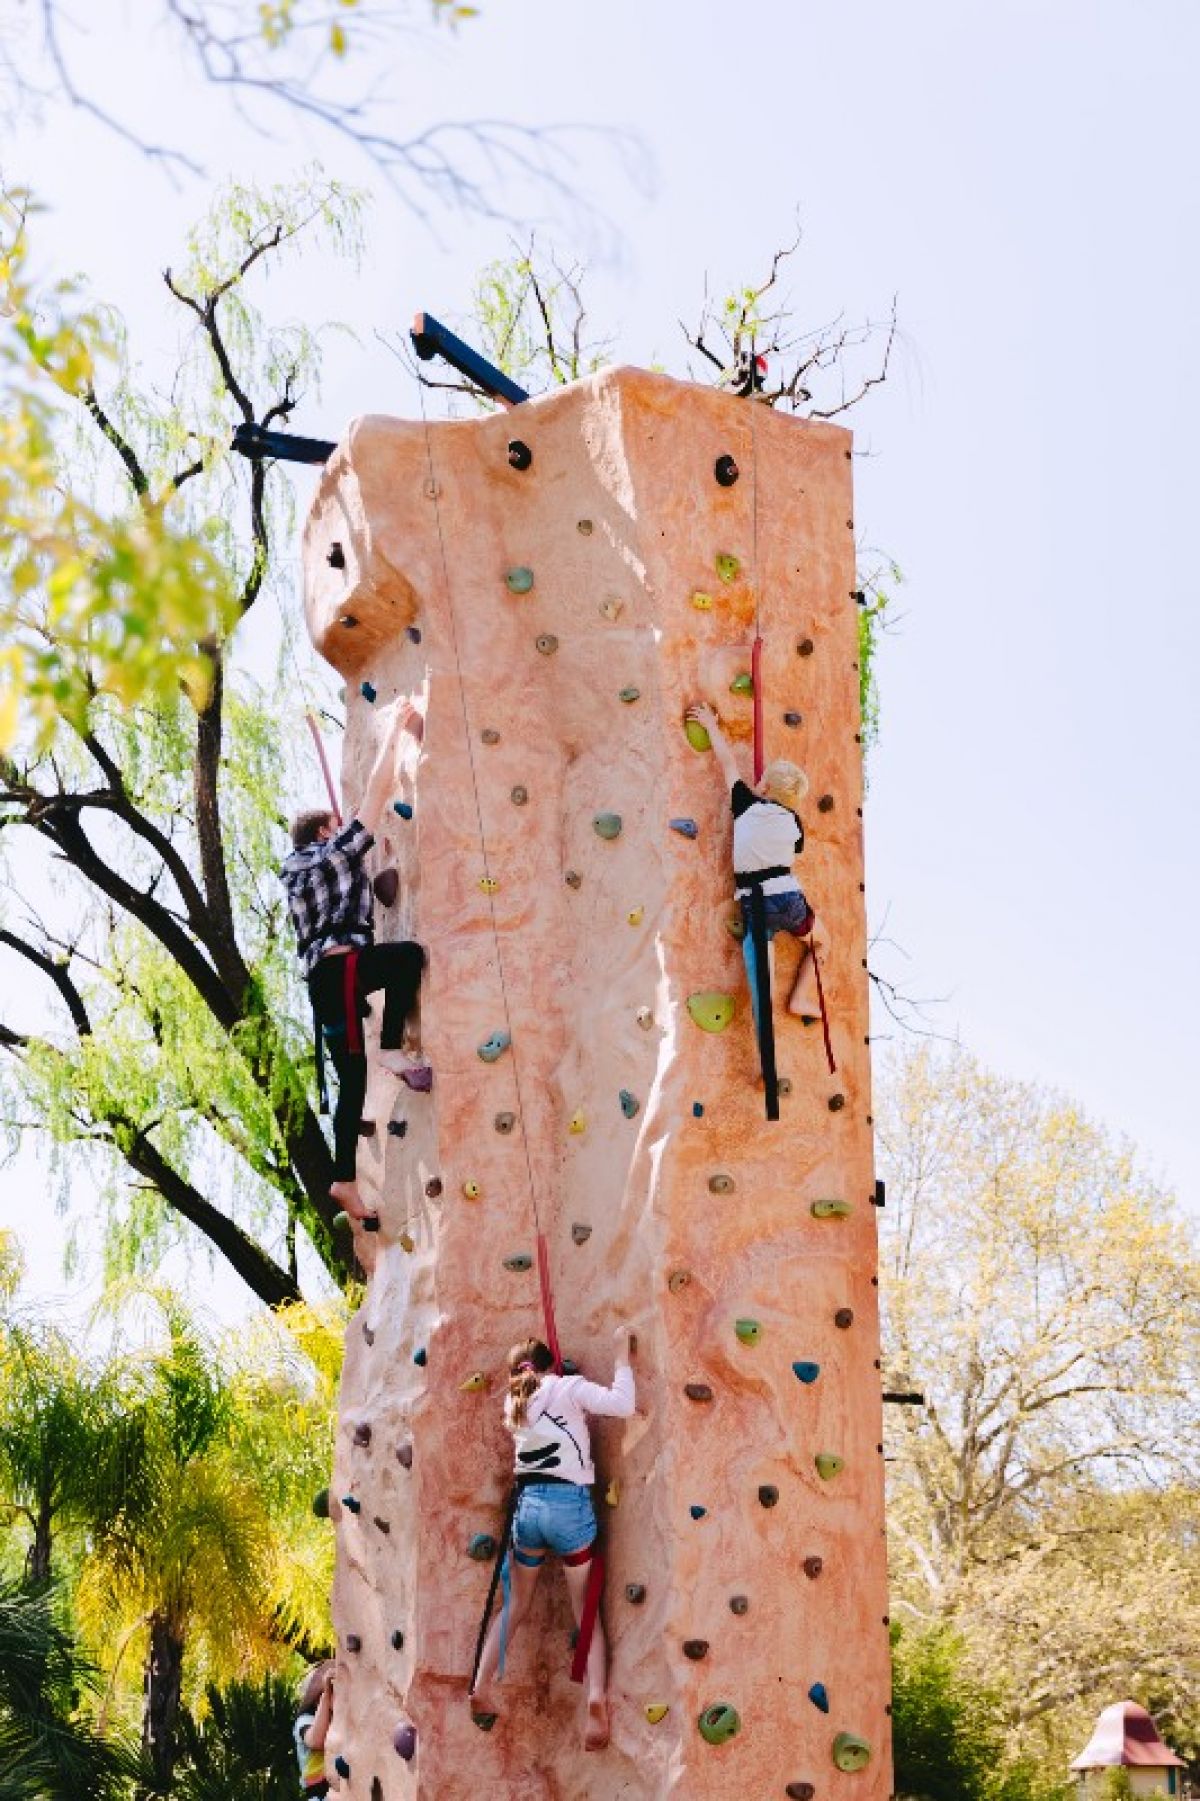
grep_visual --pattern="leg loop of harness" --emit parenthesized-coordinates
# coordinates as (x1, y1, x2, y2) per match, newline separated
(749, 885, 780, 1122)
(470, 1485, 519, 1693)
(569, 1547, 606, 1685)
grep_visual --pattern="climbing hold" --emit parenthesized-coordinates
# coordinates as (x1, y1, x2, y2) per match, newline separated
(698, 1703, 741, 1745)
(688, 991, 736, 1033)
(593, 812, 622, 839)
(505, 566, 534, 594)
(758, 1485, 779, 1508)
(577, 518, 594, 535)
(834, 1308, 854, 1329)
(562, 1358, 580, 1375)
(670, 817, 699, 838)
(460, 1372, 488, 1392)
(358, 1120, 377, 1138)
(425, 1177, 443, 1198)
(353, 1421, 372, 1447)
(462, 1179, 482, 1200)
(668, 1270, 691, 1293)
(873, 1179, 886, 1208)
(503, 1253, 533, 1272)
(818, 793, 835, 813)
(413, 1348, 427, 1367)
(626, 1583, 646, 1604)
(396, 1443, 413, 1470)
(708, 1172, 735, 1195)
(804, 1556, 823, 1579)
(387, 1119, 408, 1138)
(338, 614, 357, 630)
(494, 1111, 515, 1134)
(689, 1504, 707, 1520)
(393, 800, 413, 819)
(564, 869, 582, 889)
(797, 636, 814, 657)
(535, 633, 559, 656)
(690, 590, 714, 611)
(729, 672, 754, 696)
(619, 1090, 640, 1119)
(393, 1722, 417, 1761)
(334, 1756, 351, 1779)
(332, 1211, 349, 1231)
(373, 868, 400, 908)
(645, 1704, 670, 1724)
(786, 1784, 816, 1800)
(361, 681, 377, 703)
(811, 1199, 853, 1220)
(619, 685, 641, 703)
(478, 875, 499, 894)
(808, 1683, 830, 1714)
(715, 553, 741, 584)
(636, 1005, 654, 1029)
(481, 728, 501, 745)
(684, 718, 712, 752)
(792, 1362, 821, 1384)
(599, 597, 624, 621)
(627, 905, 644, 926)
(684, 1383, 714, 1403)
(313, 1488, 330, 1518)
(692, 1101, 704, 1117)
(510, 785, 528, 806)
(784, 710, 802, 727)
(735, 1319, 761, 1345)
(828, 1093, 846, 1111)
(391, 1629, 405, 1650)
(398, 1232, 414, 1253)
(345, 1634, 362, 1653)
(327, 541, 346, 568)
(507, 439, 532, 470)
(683, 1640, 709, 1661)
(832, 1733, 872, 1773)
(342, 1495, 362, 1514)
(362, 1323, 375, 1345)
(569, 1110, 586, 1135)
(815, 1453, 844, 1481)
(605, 1480, 620, 1507)
(471, 1711, 497, 1732)
(714, 454, 739, 487)
(406, 624, 421, 643)
(477, 1031, 511, 1063)
(729, 1594, 749, 1615)
(571, 1223, 592, 1245)
(467, 1533, 498, 1562)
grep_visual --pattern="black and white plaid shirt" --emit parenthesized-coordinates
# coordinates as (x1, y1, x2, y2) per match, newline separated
(280, 820, 375, 977)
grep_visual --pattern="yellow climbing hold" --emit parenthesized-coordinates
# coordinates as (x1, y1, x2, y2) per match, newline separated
(687, 991, 737, 1034)
(459, 1372, 488, 1393)
(645, 1704, 670, 1724)
(462, 1180, 482, 1200)
(690, 590, 714, 612)
(479, 876, 499, 895)
(627, 905, 644, 926)
(569, 1110, 587, 1136)
(605, 1479, 621, 1507)
(811, 1199, 854, 1220)
(398, 1231, 415, 1254)
(684, 718, 712, 752)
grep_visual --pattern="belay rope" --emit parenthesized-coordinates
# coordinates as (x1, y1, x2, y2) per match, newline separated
(412, 379, 603, 1696)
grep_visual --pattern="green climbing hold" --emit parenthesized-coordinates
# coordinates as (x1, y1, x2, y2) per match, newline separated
(619, 1089, 640, 1119)
(715, 553, 741, 585)
(729, 672, 754, 695)
(313, 1487, 330, 1518)
(698, 1703, 741, 1746)
(687, 992, 737, 1034)
(505, 566, 534, 594)
(832, 1732, 872, 1773)
(477, 1031, 511, 1063)
(332, 1211, 349, 1231)
(684, 718, 712, 753)
(816, 1453, 845, 1481)
(413, 1348, 427, 1367)
(503, 1253, 533, 1272)
(468, 1533, 498, 1562)
(734, 1318, 761, 1345)
(619, 686, 641, 703)
(811, 1199, 853, 1220)
(593, 812, 623, 840)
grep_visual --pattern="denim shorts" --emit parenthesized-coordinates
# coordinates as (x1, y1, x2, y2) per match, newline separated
(739, 888, 811, 939)
(513, 1482, 596, 1559)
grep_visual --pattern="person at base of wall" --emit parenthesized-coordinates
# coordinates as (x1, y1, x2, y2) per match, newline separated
(294, 1661, 335, 1797)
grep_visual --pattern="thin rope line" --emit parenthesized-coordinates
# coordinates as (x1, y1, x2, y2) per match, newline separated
(413, 378, 546, 1243)
(750, 399, 762, 643)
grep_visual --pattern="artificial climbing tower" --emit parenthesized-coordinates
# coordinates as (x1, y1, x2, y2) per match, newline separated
(303, 367, 892, 1799)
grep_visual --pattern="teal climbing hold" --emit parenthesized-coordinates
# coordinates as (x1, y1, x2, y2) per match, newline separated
(393, 800, 413, 819)
(688, 992, 736, 1033)
(413, 1347, 427, 1367)
(832, 1733, 872, 1773)
(503, 1253, 533, 1272)
(689, 1504, 707, 1520)
(477, 1031, 511, 1063)
(619, 1090, 640, 1119)
(698, 1703, 741, 1745)
(692, 1101, 704, 1117)
(505, 566, 534, 594)
(468, 1532, 498, 1561)
(341, 1495, 361, 1514)
(715, 553, 741, 585)
(792, 1361, 821, 1384)
(671, 817, 699, 838)
(734, 1319, 761, 1345)
(815, 1452, 844, 1481)
(361, 681, 377, 702)
(593, 812, 623, 840)
(808, 1683, 829, 1714)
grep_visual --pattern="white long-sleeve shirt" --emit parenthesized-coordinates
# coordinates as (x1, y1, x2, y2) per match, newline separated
(507, 1366, 635, 1486)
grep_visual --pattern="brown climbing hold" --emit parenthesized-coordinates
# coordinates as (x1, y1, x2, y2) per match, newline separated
(571, 1223, 592, 1245)
(353, 1421, 372, 1447)
(481, 728, 500, 745)
(358, 1120, 376, 1138)
(564, 869, 582, 889)
(578, 518, 594, 534)
(818, 794, 835, 813)
(345, 1634, 362, 1652)
(797, 636, 814, 657)
(494, 1111, 515, 1134)
(804, 1556, 823, 1579)
(828, 1094, 846, 1112)
(834, 1308, 854, 1329)
(708, 1172, 735, 1195)
(777, 1076, 793, 1097)
(362, 1324, 375, 1346)
(425, 1178, 443, 1199)
(683, 1639, 709, 1660)
(510, 785, 528, 806)
(668, 1269, 691, 1293)
(396, 1443, 413, 1470)
(783, 711, 802, 728)
(758, 1484, 779, 1508)
(374, 1516, 391, 1533)
(626, 1582, 646, 1603)
(684, 1383, 714, 1403)
(373, 868, 400, 907)
(786, 1785, 816, 1800)
(729, 1594, 749, 1615)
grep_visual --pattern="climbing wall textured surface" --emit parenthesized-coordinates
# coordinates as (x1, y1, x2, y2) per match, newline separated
(302, 368, 892, 1799)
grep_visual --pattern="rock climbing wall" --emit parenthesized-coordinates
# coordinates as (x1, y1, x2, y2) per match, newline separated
(302, 367, 891, 1800)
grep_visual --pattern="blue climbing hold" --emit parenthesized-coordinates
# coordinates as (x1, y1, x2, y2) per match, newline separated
(619, 1089, 640, 1119)
(792, 1361, 821, 1384)
(393, 801, 413, 820)
(413, 1347, 427, 1367)
(334, 1755, 351, 1779)
(407, 625, 422, 643)
(670, 817, 699, 839)
(808, 1683, 830, 1714)
(693, 1102, 705, 1118)
(477, 1031, 511, 1063)
(690, 1504, 707, 1520)
(361, 681, 377, 703)
(468, 1532, 498, 1562)
(341, 1495, 361, 1514)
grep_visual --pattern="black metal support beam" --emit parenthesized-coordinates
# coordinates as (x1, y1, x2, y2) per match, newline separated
(232, 422, 336, 466)
(410, 311, 530, 407)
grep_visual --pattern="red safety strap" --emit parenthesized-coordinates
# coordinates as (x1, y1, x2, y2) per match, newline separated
(536, 1233, 563, 1374)
(343, 950, 363, 1055)
(306, 710, 341, 818)
(798, 912, 836, 1076)
(569, 1548, 606, 1684)
(751, 635, 765, 784)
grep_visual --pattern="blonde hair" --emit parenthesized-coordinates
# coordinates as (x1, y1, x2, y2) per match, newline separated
(760, 759, 809, 811)
(298, 1659, 334, 1712)
(506, 1337, 554, 1427)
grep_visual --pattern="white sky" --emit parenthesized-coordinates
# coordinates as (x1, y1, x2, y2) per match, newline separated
(2, 0, 1197, 1319)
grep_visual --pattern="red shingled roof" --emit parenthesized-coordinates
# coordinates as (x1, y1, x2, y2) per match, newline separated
(1071, 1700, 1185, 1770)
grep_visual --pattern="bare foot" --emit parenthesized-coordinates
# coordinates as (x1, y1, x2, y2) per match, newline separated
(584, 1695, 610, 1751)
(378, 1050, 433, 1091)
(330, 1181, 380, 1229)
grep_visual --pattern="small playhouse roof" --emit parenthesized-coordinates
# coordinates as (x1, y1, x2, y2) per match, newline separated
(1071, 1700, 1185, 1769)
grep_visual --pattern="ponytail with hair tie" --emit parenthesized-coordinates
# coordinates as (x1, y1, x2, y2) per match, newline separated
(507, 1337, 554, 1427)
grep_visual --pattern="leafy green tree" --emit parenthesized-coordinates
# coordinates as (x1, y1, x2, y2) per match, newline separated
(172, 1675, 299, 1801)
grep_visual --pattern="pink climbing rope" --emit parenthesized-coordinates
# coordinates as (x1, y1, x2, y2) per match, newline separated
(751, 636, 765, 783)
(536, 1233, 564, 1374)
(306, 710, 341, 817)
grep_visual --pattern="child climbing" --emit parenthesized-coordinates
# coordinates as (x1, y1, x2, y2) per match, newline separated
(294, 1660, 335, 1797)
(469, 1327, 636, 1752)
(281, 700, 429, 1226)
